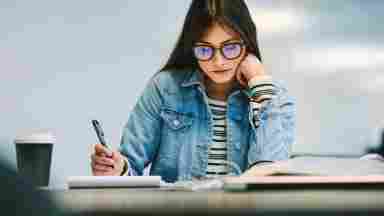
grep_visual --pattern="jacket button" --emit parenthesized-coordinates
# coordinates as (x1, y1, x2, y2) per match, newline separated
(173, 119, 180, 126)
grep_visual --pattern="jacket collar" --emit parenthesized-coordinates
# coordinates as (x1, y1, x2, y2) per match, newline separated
(181, 68, 203, 88)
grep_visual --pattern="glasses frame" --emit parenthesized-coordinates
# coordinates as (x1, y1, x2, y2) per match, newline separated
(193, 40, 246, 61)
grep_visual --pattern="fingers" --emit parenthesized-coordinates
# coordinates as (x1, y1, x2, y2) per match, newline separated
(92, 167, 115, 176)
(91, 144, 124, 176)
(237, 54, 267, 84)
(91, 155, 115, 175)
(91, 149, 125, 176)
(240, 73, 248, 86)
(94, 143, 112, 157)
(236, 66, 248, 87)
(92, 154, 115, 167)
(91, 161, 113, 175)
(92, 163, 113, 172)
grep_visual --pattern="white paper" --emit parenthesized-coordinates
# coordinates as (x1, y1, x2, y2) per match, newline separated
(67, 176, 161, 189)
(282, 157, 384, 176)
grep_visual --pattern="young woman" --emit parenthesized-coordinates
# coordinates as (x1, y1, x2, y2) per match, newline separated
(91, 0, 295, 182)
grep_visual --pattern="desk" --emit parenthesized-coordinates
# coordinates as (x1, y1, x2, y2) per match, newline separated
(51, 188, 384, 215)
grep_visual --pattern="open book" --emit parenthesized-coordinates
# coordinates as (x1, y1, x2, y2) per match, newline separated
(223, 156, 384, 190)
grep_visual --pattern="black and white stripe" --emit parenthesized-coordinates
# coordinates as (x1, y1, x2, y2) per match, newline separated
(248, 78, 276, 128)
(206, 98, 229, 176)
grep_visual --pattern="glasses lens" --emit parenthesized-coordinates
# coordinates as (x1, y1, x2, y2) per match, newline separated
(194, 46, 213, 60)
(222, 43, 242, 59)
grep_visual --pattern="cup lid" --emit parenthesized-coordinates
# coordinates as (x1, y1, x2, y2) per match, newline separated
(14, 130, 56, 144)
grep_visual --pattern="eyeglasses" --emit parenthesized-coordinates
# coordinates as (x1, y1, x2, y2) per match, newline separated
(193, 41, 245, 61)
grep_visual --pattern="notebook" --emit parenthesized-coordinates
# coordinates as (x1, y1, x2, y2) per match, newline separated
(223, 156, 384, 190)
(67, 176, 161, 189)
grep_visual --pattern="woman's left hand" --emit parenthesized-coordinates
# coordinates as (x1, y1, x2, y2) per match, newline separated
(236, 54, 270, 87)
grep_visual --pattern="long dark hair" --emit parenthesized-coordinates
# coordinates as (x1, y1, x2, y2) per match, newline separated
(160, 0, 262, 72)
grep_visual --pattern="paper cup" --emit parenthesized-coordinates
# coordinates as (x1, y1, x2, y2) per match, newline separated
(14, 131, 56, 187)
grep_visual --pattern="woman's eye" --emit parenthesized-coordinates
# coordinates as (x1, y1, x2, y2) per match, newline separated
(201, 47, 211, 53)
(224, 44, 237, 50)
(197, 47, 211, 55)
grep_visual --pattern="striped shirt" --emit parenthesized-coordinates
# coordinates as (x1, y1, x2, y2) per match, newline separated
(206, 97, 229, 177)
(204, 78, 276, 177)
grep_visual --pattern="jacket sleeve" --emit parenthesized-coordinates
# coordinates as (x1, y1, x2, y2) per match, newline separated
(246, 81, 296, 168)
(118, 76, 163, 176)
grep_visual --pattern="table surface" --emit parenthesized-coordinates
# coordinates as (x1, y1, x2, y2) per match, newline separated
(50, 187, 384, 215)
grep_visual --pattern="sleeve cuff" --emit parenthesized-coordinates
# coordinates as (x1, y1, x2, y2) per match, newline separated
(247, 77, 276, 128)
(120, 156, 130, 176)
(247, 160, 274, 170)
(246, 76, 276, 102)
(248, 75, 273, 87)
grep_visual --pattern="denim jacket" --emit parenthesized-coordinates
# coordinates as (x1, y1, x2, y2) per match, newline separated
(119, 68, 296, 182)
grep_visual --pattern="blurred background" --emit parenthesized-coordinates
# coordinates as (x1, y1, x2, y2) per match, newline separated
(1, 0, 384, 187)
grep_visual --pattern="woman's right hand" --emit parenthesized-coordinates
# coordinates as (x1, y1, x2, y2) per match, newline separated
(91, 144, 125, 176)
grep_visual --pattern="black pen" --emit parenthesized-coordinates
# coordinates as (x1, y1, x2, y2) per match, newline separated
(91, 119, 109, 149)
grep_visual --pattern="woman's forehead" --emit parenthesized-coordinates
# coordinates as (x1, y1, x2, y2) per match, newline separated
(199, 22, 241, 44)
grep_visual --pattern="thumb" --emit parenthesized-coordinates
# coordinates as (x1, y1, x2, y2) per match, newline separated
(94, 144, 113, 157)
(111, 150, 122, 162)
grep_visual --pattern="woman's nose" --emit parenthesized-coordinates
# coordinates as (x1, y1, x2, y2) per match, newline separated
(211, 50, 226, 66)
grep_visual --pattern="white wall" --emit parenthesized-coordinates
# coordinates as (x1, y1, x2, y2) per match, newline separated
(1, 0, 384, 187)
(0, 0, 190, 187)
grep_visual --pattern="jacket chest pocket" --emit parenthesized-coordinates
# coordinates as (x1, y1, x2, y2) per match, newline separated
(155, 108, 194, 178)
(160, 108, 194, 132)
(158, 108, 194, 158)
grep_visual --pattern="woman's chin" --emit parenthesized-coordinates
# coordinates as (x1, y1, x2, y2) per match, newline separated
(207, 74, 236, 85)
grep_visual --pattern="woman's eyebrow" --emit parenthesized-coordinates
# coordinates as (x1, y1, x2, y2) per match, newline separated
(196, 38, 242, 45)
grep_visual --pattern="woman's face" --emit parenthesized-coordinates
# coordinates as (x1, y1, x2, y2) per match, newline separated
(194, 22, 246, 85)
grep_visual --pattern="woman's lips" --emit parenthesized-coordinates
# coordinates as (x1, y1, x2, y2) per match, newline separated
(211, 69, 232, 73)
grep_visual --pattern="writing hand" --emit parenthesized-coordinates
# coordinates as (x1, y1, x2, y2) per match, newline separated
(91, 144, 125, 176)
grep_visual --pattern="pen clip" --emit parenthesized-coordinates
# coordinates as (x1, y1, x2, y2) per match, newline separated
(93, 120, 104, 136)
(91, 120, 107, 147)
